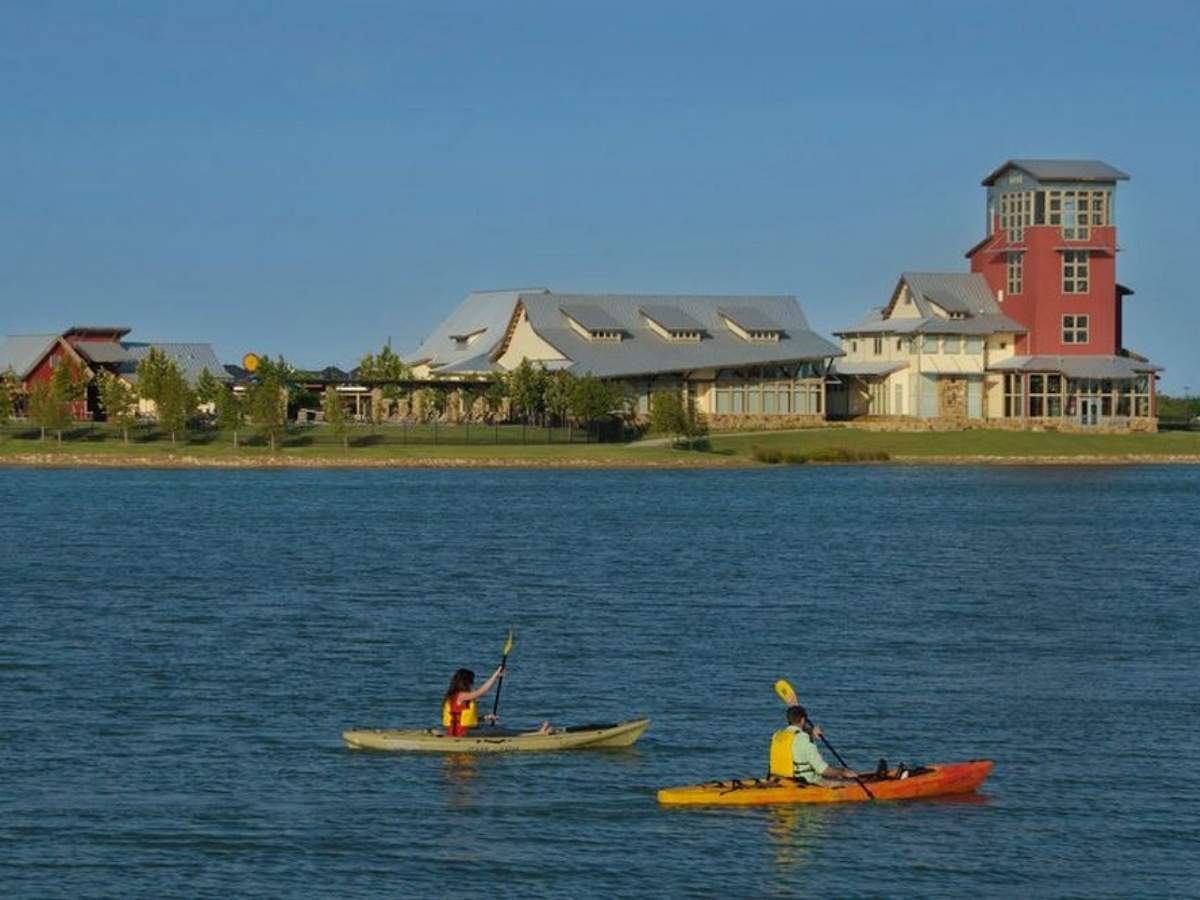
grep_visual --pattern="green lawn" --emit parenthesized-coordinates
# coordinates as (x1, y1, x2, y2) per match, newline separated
(3, 422, 1199, 467)
(0, 423, 713, 466)
(706, 427, 1200, 459)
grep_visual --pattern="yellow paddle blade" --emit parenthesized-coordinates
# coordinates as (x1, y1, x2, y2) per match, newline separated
(502, 628, 515, 656)
(774, 679, 798, 706)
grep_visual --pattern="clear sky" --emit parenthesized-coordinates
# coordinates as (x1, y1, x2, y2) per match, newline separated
(3, 1, 1198, 390)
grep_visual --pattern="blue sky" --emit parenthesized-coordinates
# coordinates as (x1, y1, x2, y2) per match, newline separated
(3, 1, 1198, 390)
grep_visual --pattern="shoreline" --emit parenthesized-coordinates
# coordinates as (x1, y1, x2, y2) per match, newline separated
(3, 451, 1200, 470)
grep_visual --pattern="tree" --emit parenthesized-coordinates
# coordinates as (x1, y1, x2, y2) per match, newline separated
(98, 372, 139, 443)
(248, 367, 287, 451)
(507, 358, 547, 423)
(322, 386, 350, 449)
(195, 368, 221, 407)
(136, 347, 174, 407)
(215, 386, 245, 448)
(48, 358, 85, 442)
(483, 376, 507, 423)
(0, 370, 15, 428)
(569, 374, 618, 432)
(544, 370, 576, 426)
(649, 389, 707, 449)
(358, 343, 412, 421)
(26, 381, 58, 441)
(156, 363, 196, 445)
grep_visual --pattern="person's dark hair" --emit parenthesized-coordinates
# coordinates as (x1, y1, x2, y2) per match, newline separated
(445, 668, 475, 702)
(786, 705, 808, 725)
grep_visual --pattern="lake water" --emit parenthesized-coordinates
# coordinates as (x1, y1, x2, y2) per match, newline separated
(2, 466, 1199, 898)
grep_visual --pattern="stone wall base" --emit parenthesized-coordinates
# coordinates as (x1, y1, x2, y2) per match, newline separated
(705, 414, 828, 431)
(844, 415, 1158, 434)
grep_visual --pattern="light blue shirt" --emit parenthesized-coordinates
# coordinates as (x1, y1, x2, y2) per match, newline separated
(788, 725, 830, 783)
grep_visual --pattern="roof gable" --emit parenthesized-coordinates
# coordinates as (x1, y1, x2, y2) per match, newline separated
(982, 159, 1129, 186)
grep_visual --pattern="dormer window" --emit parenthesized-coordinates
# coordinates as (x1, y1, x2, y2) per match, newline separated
(561, 305, 625, 343)
(450, 328, 486, 349)
(640, 306, 706, 343)
(718, 308, 784, 343)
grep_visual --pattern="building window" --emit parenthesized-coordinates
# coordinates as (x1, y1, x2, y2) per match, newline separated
(1063, 250, 1089, 293)
(922, 335, 939, 354)
(873, 337, 883, 356)
(965, 336, 983, 354)
(1028, 373, 1064, 417)
(850, 340, 858, 353)
(1003, 373, 1024, 417)
(1047, 190, 1109, 240)
(1062, 314, 1089, 345)
(943, 336, 961, 354)
(999, 192, 1032, 242)
(1007, 251, 1023, 294)
(896, 338, 904, 351)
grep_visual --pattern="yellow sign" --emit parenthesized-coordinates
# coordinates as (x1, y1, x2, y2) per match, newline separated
(242, 353, 260, 373)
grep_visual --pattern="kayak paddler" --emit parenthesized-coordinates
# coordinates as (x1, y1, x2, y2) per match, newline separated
(769, 705, 860, 784)
(442, 666, 506, 736)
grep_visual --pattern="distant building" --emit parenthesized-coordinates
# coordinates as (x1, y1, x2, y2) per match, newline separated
(411, 289, 842, 423)
(833, 160, 1159, 429)
(0, 326, 226, 420)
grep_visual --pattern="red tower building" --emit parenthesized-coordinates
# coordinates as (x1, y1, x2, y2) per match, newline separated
(966, 159, 1158, 424)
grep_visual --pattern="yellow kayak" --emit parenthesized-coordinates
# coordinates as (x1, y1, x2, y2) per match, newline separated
(343, 718, 650, 752)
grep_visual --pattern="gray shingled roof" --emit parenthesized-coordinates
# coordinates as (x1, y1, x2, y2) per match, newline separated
(982, 159, 1129, 186)
(121, 343, 228, 386)
(0, 334, 59, 379)
(988, 354, 1159, 378)
(409, 288, 550, 369)
(518, 292, 841, 378)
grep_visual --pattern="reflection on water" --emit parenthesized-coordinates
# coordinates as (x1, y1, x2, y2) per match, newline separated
(766, 804, 831, 870)
(442, 753, 480, 806)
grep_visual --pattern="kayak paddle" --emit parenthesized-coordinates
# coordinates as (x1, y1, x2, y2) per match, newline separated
(490, 627, 515, 722)
(773, 677, 875, 800)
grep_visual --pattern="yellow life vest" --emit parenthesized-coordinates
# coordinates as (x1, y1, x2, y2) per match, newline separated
(769, 727, 799, 778)
(442, 697, 479, 732)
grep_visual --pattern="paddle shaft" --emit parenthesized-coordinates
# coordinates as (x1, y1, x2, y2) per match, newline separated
(490, 652, 509, 719)
(815, 731, 875, 800)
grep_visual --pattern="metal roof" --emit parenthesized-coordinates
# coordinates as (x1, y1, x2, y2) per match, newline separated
(902, 272, 1001, 316)
(830, 360, 909, 377)
(639, 305, 705, 333)
(518, 292, 841, 378)
(717, 306, 783, 332)
(73, 341, 135, 364)
(988, 354, 1160, 378)
(982, 159, 1129, 186)
(121, 343, 228, 386)
(0, 334, 59, 379)
(562, 304, 625, 333)
(409, 288, 550, 369)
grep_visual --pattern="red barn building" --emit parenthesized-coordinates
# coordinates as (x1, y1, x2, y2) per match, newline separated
(968, 159, 1158, 424)
(831, 159, 1159, 429)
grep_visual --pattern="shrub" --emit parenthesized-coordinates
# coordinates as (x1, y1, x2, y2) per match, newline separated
(750, 445, 783, 464)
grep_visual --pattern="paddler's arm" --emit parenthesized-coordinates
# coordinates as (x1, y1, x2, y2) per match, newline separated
(459, 665, 506, 703)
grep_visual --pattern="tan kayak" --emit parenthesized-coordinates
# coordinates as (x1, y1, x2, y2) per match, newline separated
(342, 718, 650, 752)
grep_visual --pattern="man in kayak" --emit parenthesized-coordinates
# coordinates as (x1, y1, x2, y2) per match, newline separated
(769, 706, 860, 784)
(442, 666, 505, 736)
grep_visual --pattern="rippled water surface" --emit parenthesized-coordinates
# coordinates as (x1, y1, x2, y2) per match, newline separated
(3, 466, 1199, 898)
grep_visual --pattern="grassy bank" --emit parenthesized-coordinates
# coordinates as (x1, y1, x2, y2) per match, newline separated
(0, 424, 718, 468)
(706, 427, 1200, 461)
(2, 423, 1200, 468)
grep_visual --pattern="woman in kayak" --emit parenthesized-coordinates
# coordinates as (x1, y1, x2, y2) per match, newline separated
(442, 666, 505, 736)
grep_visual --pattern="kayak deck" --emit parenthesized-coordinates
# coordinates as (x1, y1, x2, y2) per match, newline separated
(657, 760, 993, 806)
(343, 718, 650, 752)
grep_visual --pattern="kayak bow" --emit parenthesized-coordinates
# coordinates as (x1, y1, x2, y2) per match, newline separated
(343, 718, 650, 753)
(657, 760, 993, 806)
